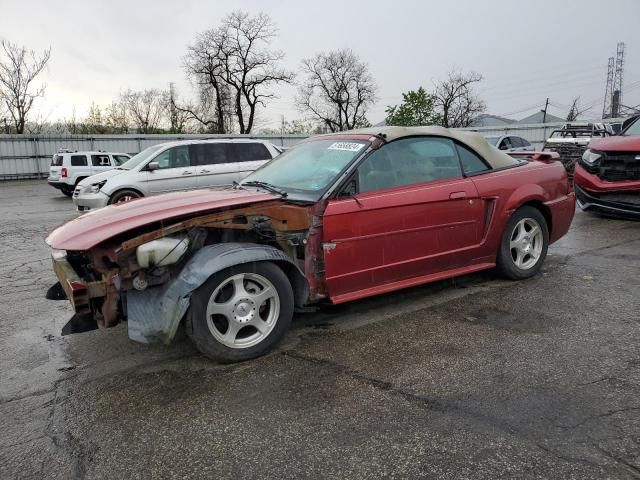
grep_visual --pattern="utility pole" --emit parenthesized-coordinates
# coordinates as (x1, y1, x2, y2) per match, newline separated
(542, 98, 549, 123)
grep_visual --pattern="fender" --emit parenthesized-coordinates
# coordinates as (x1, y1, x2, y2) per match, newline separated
(125, 243, 309, 344)
(503, 183, 547, 214)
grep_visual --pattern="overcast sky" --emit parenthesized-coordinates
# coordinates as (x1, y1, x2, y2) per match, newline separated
(1, 0, 639, 129)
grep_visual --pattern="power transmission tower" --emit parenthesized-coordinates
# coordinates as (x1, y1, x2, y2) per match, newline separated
(602, 57, 615, 119)
(612, 42, 625, 118)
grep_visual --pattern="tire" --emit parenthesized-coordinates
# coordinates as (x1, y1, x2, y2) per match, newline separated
(496, 206, 549, 280)
(61, 187, 73, 197)
(109, 189, 142, 205)
(186, 262, 294, 363)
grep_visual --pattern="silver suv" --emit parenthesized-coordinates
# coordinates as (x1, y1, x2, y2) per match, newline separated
(47, 150, 131, 196)
(73, 139, 281, 211)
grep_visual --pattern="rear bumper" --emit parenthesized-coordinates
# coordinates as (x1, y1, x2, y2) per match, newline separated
(47, 179, 70, 190)
(546, 192, 576, 243)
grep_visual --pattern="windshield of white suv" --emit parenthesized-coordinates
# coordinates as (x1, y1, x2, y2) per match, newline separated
(118, 144, 165, 170)
(240, 139, 368, 199)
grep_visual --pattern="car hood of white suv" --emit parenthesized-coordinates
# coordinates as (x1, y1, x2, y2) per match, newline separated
(77, 168, 128, 188)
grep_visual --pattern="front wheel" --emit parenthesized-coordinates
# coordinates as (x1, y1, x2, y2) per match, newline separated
(496, 206, 549, 280)
(109, 189, 142, 205)
(186, 262, 294, 362)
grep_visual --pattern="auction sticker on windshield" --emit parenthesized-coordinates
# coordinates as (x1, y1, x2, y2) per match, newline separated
(327, 142, 365, 152)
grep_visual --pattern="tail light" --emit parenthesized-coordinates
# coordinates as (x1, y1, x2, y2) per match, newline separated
(61, 167, 68, 178)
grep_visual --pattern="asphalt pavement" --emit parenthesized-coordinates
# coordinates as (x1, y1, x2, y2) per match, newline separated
(1, 180, 639, 479)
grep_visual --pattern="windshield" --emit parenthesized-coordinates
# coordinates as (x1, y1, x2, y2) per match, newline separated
(240, 139, 368, 199)
(623, 118, 640, 136)
(484, 136, 500, 146)
(118, 144, 165, 170)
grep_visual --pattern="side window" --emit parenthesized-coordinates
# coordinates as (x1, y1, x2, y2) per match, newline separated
(152, 146, 191, 169)
(70, 155, 88, 166)
(456, 144, 490, 175)
(358, 137, 462, 194)
(112, 155, 130, 166)
(499, 137, 512, 150)
(91, 154, 111, 166)
(231, 143, 271, 162)
(51, 155, 64, 166)
(510, 136, 523, 148)
(191, 143, 230, 166)
(521, 138, 531, 147)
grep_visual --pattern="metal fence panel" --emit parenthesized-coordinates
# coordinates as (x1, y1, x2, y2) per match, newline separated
(0, 134, 309, 180)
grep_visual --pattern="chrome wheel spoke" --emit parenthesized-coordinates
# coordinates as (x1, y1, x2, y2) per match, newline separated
(223, 321, 241, 344)
(252, 286, 275, 308)
(232, 276, 248, 300)
(207, 300, 234, 318)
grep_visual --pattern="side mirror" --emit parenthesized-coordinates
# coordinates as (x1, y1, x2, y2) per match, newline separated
(147, 161, 159, 171)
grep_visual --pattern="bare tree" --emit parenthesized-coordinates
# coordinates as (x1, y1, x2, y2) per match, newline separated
(120, 89, 167, 133)
(104, 100, 129, 133)
(183, 11, 293, 134)
(565, 97, 591, 122)
(433, 70, 486, 128)
(0, 41, 51, 133)
(297, 49, 376, 132)
(166, 83, 195, 133)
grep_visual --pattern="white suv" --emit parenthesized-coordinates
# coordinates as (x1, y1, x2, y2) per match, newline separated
(73, 139, 281, 211)
(47, 150, 132, 196)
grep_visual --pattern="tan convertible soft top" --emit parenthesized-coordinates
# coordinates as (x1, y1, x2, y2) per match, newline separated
(341, 126, 519, 169)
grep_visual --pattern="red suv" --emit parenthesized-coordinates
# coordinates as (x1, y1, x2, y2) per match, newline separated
(574, 116, 640, 219)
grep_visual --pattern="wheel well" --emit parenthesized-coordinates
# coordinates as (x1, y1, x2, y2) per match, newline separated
(271, 260, 309, 307)
(75, 177, 87, 185)
(521, 200, 552, 236)
(111, 187, 144, 200)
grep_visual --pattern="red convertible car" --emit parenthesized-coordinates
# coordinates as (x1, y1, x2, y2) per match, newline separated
(46, 127, 575, 362)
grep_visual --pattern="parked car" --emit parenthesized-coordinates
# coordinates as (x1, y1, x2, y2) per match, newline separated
(45, 126, 575, 362)
(484, 135, 534, 152)
(574, 116, 640, 219)
(543, 123, 614, 180)
(47, 150, 131, 196)
(72, 139, 281, 211)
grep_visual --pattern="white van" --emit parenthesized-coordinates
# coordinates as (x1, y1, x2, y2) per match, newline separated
(73, 139, 281, 211)
(47, 151, 132, 196)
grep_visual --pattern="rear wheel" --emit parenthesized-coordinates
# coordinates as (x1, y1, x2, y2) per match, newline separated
(187, 262, 294, 362)
(496, 206, 549, 280)
(109, 189, 142, 205)
(61, 187, 73, 197)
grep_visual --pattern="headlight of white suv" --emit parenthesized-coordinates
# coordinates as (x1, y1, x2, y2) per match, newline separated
(582, 149, 602, 166)
(88, 180, 107, 193)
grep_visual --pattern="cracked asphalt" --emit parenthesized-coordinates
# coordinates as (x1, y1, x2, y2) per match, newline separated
(1, 179, 639, 479)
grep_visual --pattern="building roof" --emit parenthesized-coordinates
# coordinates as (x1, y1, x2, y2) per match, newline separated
(518, 111, 564, 124)
(326, 126, 519, 169)
(470, 114, 517, 127)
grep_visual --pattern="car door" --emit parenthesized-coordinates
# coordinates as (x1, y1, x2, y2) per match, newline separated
(145, 145, 198, 194)
(192, 143, 238, 188)
(322, 137, 484, 301)
(232, 142, 274, 182)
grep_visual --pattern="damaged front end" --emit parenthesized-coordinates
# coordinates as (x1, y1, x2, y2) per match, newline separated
(47, 201, 324, 343)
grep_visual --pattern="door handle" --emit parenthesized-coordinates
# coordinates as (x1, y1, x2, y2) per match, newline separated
(449, 191, 467, 200)
(182, 171, 193, 175)
(200, 169, 211, 174)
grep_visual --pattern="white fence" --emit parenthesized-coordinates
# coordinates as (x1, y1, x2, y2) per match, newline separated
(0, 134, 308, 180)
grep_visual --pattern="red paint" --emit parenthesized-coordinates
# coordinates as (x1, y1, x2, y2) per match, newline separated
(322, 159, 574, 301)
(46, 188, 277, 250)
(589, 135, 640, 152)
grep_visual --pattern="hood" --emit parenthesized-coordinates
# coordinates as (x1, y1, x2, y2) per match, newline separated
(46, 188, 279, 250)
(590, 135, 640, 152)
(77, 168, 127, 187)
